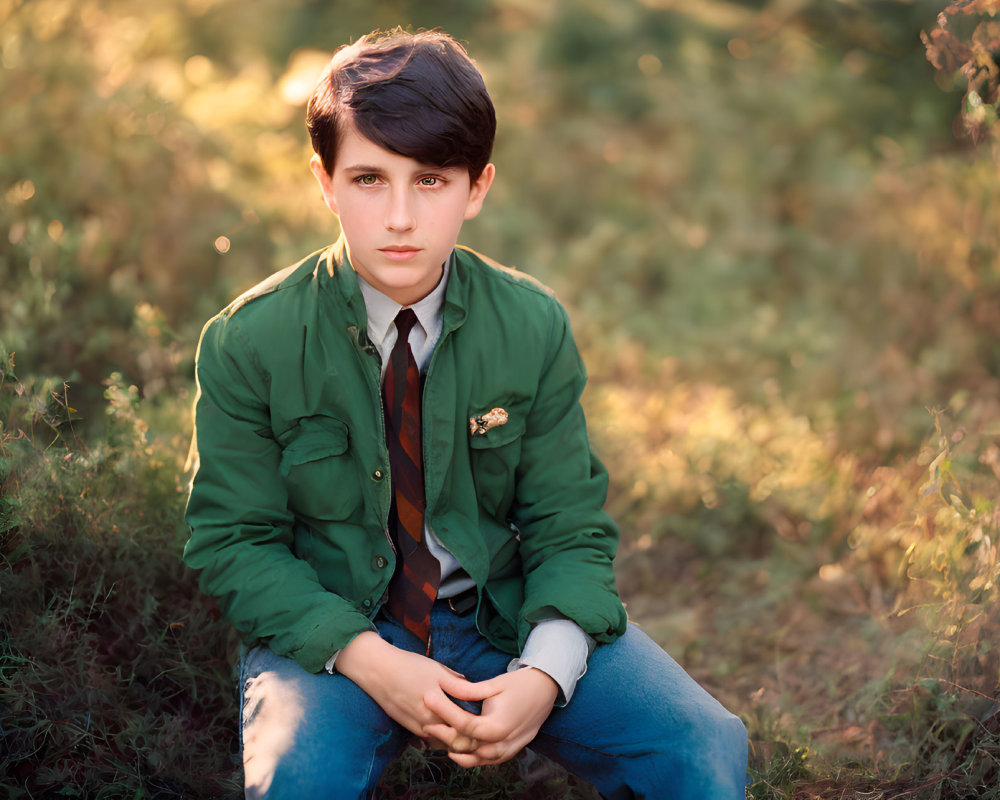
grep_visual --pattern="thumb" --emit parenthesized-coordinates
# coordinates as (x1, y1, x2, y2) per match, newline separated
(440, 672, 502, 702)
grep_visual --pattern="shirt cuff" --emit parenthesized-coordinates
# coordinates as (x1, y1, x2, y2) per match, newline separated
(325, 651, 340, 673)
(507, 618, 593, 706)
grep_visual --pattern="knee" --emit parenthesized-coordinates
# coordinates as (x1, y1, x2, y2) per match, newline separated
(245, 724, 397, 800)
(702, 703, 747, 745)
(241, 669, 402, 800)
(712, 710, 749, 767)
(671, 695, 747, 761)
(242, 672, 309, 799)
(708, 711, 749, 795)
(660, 703, 748, 797)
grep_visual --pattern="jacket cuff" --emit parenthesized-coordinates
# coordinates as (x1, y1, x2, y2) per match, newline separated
(287, 611, 376, 673)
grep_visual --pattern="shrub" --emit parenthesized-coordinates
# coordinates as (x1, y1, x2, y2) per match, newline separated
(0, 356, 241, 798)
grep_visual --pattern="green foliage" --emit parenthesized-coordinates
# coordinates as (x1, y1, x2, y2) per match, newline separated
(871, 409, 1000, 798)
(2, 0, 1000, 796)
(0, 0, 290, 421)
(1, 358, 240, 798)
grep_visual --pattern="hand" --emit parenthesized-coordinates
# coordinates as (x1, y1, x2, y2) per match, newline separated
(335, 632, 482, 752)
(424, 666, 559, 766)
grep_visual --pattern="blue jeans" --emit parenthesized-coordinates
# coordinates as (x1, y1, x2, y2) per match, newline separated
(239, 603, 747, 799)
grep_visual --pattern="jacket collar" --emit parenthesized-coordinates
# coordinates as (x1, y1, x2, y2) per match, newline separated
(441, 250, 469, 334)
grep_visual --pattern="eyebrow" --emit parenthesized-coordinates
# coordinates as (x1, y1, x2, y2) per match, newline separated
(342, 163, 462, 174)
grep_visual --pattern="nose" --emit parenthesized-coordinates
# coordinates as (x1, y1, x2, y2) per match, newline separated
(385, 186, 416, 232)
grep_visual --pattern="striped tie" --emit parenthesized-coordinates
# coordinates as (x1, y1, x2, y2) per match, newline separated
(383, 309, 440, 644)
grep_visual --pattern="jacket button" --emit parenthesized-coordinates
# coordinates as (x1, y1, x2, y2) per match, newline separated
(362, 598, 372, 608)
(375, 556, 387, 569)
(371, 469, 385, 481)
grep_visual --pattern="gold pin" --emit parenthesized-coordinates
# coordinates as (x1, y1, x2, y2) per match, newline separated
(469, 408, 508, 436)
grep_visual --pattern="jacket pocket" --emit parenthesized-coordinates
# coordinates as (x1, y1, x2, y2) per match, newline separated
(279, 415, 361, 522)
(468, 406, 527, 519)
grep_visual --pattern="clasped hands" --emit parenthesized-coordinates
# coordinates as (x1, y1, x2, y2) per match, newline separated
(337, 631, 559, 767)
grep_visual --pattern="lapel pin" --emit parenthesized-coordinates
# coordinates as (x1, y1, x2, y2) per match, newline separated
(470, 408, 509, 436)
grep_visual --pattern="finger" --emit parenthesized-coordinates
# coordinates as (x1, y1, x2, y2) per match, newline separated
(447, 751, 492, 768)
(423, 690, 482, 733)
(422, 723, 477, 752)
(424, 734, 450, 751)
(472, 741, 516, 765)
(450, 734, 480, 753)
(447, 744, 513, 768)
(441, 665, 467, 680)
(439, 672, 502, 702)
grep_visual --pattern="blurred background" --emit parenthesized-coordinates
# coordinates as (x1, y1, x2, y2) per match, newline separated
(2, 0, 999, 797)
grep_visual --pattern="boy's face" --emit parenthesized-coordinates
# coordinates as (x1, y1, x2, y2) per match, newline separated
(311, 121, 495, 306)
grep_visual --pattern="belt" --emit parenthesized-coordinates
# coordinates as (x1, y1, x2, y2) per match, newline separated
(443, 585, 478, 617)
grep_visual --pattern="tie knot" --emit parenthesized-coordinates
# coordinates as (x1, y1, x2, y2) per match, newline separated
(394, 308, 418, 342)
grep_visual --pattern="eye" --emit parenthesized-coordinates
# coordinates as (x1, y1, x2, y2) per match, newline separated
(356, 174, 378, 186)
(418, 176, 440, 187)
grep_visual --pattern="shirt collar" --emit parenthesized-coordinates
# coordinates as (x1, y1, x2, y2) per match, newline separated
(357, 254, 451, 345)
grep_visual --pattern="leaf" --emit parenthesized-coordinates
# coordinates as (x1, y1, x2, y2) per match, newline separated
(949, 494, 972, 517)
(923, 26, 971, 73)
(921, 477, 941, 496)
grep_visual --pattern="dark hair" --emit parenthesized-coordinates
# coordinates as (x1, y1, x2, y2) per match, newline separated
(306, 28, 496, 180)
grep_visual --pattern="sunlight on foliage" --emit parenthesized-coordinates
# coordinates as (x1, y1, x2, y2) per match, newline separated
(3, 0, 1000, 796)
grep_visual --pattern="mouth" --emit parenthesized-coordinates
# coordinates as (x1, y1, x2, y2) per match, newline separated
(379, 246, 421, 262)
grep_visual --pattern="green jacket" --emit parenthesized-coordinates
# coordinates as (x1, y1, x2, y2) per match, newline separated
(183, 240, 627, 673)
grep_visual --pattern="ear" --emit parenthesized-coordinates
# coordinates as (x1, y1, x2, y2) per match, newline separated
(310, 154, 339, 216)
(463, 163, 496, 220)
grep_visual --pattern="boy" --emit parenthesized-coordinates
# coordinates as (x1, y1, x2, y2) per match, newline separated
(184, 28, 747, 799)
